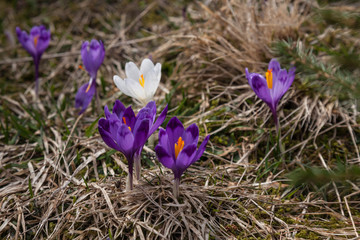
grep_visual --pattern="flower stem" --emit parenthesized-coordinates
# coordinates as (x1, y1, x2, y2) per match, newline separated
(173, 178, 180, 199)
(134, 152, 141, 181)
(34, 61, 39, 97)
(126, 158, 134, 191)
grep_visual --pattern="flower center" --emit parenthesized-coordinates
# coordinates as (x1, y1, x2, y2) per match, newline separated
(34, 36, 39, 47)
(265, 69, 273, 89)
(174, 137, 184, 159)
(122, 117, 131, 131)
(139, 74, 145, 88)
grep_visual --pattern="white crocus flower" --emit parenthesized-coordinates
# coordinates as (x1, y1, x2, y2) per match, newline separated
(113, 58, 161, 105)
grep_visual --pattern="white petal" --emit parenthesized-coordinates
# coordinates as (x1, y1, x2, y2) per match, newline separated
(125, 77, 146, 102)
(143, 69, 159, 100)
(113, 75, 134, 98)
(140, 58, 155, 74)
(125, 62, 140, 82)
(154, 63, 162, 82)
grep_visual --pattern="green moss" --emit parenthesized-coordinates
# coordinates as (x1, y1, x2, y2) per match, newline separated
(295, 230, 321, 239)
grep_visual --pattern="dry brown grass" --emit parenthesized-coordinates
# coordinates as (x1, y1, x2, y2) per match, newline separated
(0, 0, 359, 239)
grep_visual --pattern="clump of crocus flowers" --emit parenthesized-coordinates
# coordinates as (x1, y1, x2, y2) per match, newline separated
(98, 100, 168, 190)
(75, 39, 105, 114)
(246, 59, 295, 134)
(114, 58, 162, 179)
(16, 25, 51, 95)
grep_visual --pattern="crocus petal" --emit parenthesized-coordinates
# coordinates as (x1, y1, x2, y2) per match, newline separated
(166, 117, 185, 144)
(248, 73, 272, 107)
(158, 128, 169, 148)
(143, 68, 159, 100)
(183, 123, 199, 146)
(98, 119, 121, 151)
(75, 80, 96, 114)
(117, 125, 134, 156)
(174, 144, 197, 179)
(125, 62, 141, 84)
(283, 67, 295, 96)
(154, 63, 162, 82)
(37, 27, 51, 54)
(113, 99, 126, 119)
(123, 106, 137, 130)
(149, 105, 168, 137)
(193, 135, 210, 164)
(104, 105, 112, 119)
(268, 58, 281, 77)
(124, 77, 146, 102)
(155, 145, 174, 169)
(113, 75, 135, 98)
(133, 119, 150, 150)
(81, 39, 105, 78)
(272, 68, 288, 103)
(16, 27, 36, 57)
(140, 58, 155, 74)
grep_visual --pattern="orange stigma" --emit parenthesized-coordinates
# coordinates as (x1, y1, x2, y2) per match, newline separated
(139, 74, 145, 88)
(34, 36, 39, 47)
(265, 69, 273, 89)
(78, 65, 85, 71)
(85, 83, 91, 93)
(123, 117, 131, 131)
(174, 137, 185, 159)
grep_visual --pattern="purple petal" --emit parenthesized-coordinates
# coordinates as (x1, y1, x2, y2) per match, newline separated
(98, 119, 121, 151)
(117, 125, 134, 156)
(149, 105, 168, 137)
(268, 58, 281, 76)
(16, 28, 36, 57)
(193, 135, 210, 164)
(166, 117, 185, 146)
(75, 81, 96, 114)
(182, 123, 199, 146)
(81, 39, 105, 78)
(36, 27, 51, 54)
(158, 128, 170, 148)
(174, 144, 197, 179)
(284, 67, 295, 95)
(104, 105, 111, 119)
(133, 119, 150, 150)
(248, 73, 273, 107)
(155, 145, 174, 169)
(272, 69, 288, 103)
(123, 106, 136, 130)
(113, 100, 126, 119)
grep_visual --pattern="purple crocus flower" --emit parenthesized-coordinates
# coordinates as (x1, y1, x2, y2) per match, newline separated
(246, 59, 295, 133)
(16, 25, 51, 95)
(155, 117, 210, 198)
(98, 100, 168, 190)
(75, 39, 105, 114)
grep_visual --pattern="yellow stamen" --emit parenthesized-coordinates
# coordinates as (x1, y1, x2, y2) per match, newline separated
(123, 117, 131, 131)
(139, 74, 145, 88)
(265, 69, 273, 89)
(34, 36, 39, 47)
(174, 137, 185, 159)
(85, 83, 91, 93)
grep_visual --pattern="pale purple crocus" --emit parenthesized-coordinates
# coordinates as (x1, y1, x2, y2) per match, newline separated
(246, 59, 295, 134)
(16, 25, 51, 95)
(75, 39, 105, 114)
(98, 100, 168, 190)
(155, 117, 210, 198)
